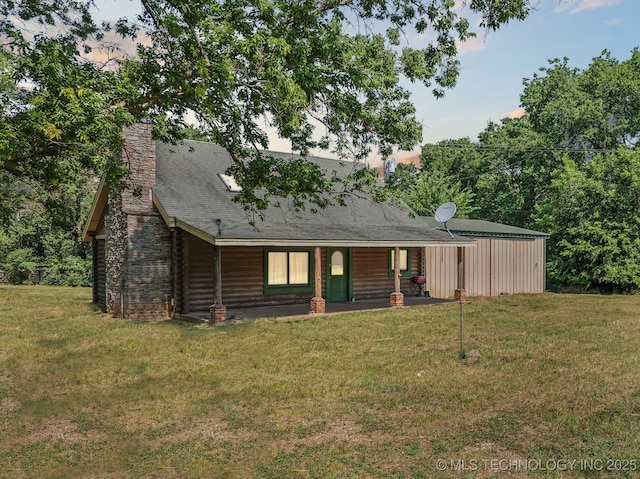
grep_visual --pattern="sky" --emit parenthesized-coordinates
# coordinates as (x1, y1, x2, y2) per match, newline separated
(92, 0, 639, 161)
(413, 0, 639, 145)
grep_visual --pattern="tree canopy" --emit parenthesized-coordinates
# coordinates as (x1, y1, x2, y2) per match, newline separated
(0, 0, 133, 224)
(534, 148, 640, 292)
(521, 51, 640, 150)
(0, 0, 534, 222)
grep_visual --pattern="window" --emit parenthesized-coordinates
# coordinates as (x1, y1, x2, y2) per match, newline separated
(264, 248, 313, 294)
(389, 248, 411, 277)
(330, 250, 344, 276)
(218, 173, 242, 192)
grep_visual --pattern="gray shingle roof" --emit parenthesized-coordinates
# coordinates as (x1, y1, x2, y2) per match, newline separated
(421, 217, 549, 239)
(153, 140, 472, 246)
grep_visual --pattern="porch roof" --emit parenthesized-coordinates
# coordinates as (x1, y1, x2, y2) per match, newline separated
(152, 140, 474, 248)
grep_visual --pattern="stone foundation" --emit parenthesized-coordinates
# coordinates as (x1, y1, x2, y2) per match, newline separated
(390, 292, 404, 307)
(310, 297, 326, 314)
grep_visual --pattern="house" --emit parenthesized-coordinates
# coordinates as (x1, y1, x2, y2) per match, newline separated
(421, 217, 549, 298)
(82, 124, 472, 321)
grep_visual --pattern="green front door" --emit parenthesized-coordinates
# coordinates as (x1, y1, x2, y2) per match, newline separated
(327, 248, 350, 302)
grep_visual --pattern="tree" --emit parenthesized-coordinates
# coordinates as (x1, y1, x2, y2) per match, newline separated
(398, 169, 476, 217)
(472, 116, 556, 227)
(521, 49, 640, 151)
(0, 1, 99, 39)
(1, 0, 534, 221)
(383, 155, 476, 217)
(421, 137, 486, 192)
(413, 50, 640, 292)
(114, 0, 533, 215)
(0, 172, 94, 285)
(518, 50, 640, 291)
(534, 149, 640, 292)
(0, 31, 133, 224)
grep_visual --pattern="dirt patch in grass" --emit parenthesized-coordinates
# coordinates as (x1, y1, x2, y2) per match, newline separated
(149, 417, 259, 445)
(19, 418, 108, 445)
(1, 397, 20, 412)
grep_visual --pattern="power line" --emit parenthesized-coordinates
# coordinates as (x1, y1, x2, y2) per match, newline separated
(422, 144, 630, 154)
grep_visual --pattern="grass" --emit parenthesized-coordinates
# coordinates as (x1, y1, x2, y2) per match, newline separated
(1, 286, 639, 478)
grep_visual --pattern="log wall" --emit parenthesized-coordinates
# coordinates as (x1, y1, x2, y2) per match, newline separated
(178, 234, 424, 312)
(92, 239, 106, 310)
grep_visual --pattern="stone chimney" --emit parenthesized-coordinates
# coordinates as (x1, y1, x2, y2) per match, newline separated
(104, 123, 172, 319)
(120, 123, 157, 214)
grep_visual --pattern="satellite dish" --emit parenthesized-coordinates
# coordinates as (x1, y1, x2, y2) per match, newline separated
(434, 202, 457, 238)
(434, 202, 457, 223)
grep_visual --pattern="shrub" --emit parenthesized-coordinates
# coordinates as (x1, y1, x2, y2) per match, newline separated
(3, 249, 37, 284)
(41, 256, 92, 287)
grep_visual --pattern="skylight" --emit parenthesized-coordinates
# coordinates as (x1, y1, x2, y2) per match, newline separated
(218, 173, 242, 192)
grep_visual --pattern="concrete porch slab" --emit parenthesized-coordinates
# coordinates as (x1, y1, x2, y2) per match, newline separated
(180, 296, 452, 324)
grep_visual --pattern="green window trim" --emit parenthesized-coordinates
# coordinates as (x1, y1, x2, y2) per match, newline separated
(263, 246, 314, 295)
(388, 248, 412, 278)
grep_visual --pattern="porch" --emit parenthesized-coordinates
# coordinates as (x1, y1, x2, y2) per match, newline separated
(180, 295, 453, 324)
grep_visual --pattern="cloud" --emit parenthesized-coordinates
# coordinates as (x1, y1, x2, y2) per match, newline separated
(456, 35, 489, 54)
(508, 108, 527, 119)
(82, 30, 143, 66)
(454, 14, 498, 55)
(555, 0, 623, 14)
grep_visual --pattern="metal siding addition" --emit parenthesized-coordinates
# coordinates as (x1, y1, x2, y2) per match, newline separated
(422, 236, 546, 299)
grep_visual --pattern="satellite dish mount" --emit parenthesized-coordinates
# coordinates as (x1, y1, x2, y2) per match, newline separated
(434, 202, 457, 239)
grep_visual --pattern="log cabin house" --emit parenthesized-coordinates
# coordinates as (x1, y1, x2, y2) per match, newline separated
(82, 124, 473, 321)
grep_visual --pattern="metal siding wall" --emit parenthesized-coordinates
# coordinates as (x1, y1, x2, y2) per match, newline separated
(491, 239, 515, 295)
(425, 237, 546, 298)
(537, 238, 546, 292)
(514, 239, 528, 294)
(513, 238, 545, 294)
(466, 239, 491, 297)
(424, 247, 457, 298)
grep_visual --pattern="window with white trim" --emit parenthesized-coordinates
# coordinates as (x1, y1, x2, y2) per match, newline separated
(264, 248, 313, 294)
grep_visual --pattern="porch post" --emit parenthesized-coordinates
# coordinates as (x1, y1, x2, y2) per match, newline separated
(170, 229, 178, 318)
(390, 246, 404, 307)
(423, 246, 429, 298)
(210, 244, 227, 322)
(454, 246, 467, 303)
(310, 246, 326, 313)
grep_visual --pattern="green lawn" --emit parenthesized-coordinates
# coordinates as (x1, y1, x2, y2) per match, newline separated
(1, 286, 639, 478)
